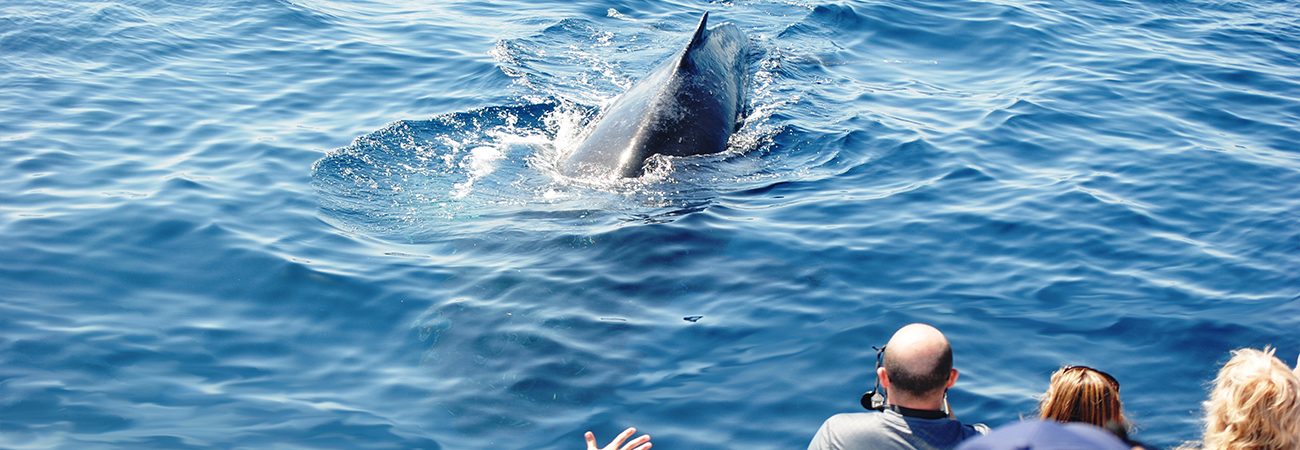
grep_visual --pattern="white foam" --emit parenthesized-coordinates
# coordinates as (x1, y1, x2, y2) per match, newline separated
(451, 145, 504, 199)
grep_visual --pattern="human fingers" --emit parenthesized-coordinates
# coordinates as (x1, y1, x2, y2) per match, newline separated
(621, 434, 651, 450)
(585, 431, 599, 450)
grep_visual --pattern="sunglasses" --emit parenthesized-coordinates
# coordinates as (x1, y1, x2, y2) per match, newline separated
(1062, 365, 1120, 391)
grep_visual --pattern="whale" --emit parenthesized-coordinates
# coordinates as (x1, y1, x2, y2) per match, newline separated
(559, 12, 749, 178)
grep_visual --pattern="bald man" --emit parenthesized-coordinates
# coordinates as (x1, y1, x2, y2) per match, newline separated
(807, 324, 989, 450)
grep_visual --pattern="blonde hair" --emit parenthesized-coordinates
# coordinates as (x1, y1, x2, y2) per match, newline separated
(1039, 365, 1128, 429)
(1200, 347, 1300, 450)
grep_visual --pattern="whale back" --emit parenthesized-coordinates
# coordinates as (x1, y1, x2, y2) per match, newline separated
(559, 13, 749, 178)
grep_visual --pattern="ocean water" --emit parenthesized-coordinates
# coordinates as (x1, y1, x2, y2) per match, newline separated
(2, 0, 1298, 448)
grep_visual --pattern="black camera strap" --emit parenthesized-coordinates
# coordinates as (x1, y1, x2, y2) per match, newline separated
(860, 345, 887, 411)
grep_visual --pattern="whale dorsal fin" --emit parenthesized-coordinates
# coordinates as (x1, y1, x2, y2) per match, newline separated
(688, 12, 709, 50)
(677, 12, 709, 71)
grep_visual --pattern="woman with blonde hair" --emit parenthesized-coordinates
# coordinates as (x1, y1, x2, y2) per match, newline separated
(1194, 347, 1300, 450)
(1039, 365, 1129, 429)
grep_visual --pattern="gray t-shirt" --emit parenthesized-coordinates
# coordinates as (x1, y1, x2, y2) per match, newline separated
(807, 409, 988, 450)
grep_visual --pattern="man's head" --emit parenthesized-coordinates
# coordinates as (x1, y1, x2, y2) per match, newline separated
(878, 323, 957, 408)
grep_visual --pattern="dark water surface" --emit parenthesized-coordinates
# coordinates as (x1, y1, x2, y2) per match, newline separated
(3, 0, 1298, 448)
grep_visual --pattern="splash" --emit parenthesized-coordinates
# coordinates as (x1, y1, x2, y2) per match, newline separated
(310, 100, 752, 242)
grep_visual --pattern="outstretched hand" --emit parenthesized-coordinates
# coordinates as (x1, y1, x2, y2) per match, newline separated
(585, 427, 651, 450)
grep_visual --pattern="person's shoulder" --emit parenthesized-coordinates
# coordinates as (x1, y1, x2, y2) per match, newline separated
(810, 412, 887, 450)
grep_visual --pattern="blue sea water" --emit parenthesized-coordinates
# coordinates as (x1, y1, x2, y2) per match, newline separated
(2, 0, 1299, 448)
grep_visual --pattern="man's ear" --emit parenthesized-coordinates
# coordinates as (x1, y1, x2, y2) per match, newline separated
(878, 366, 890, 388)
(946, 369, 959, 389)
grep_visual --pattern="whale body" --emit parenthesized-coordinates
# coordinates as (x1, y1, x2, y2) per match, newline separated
(559, 13, 749, 178)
